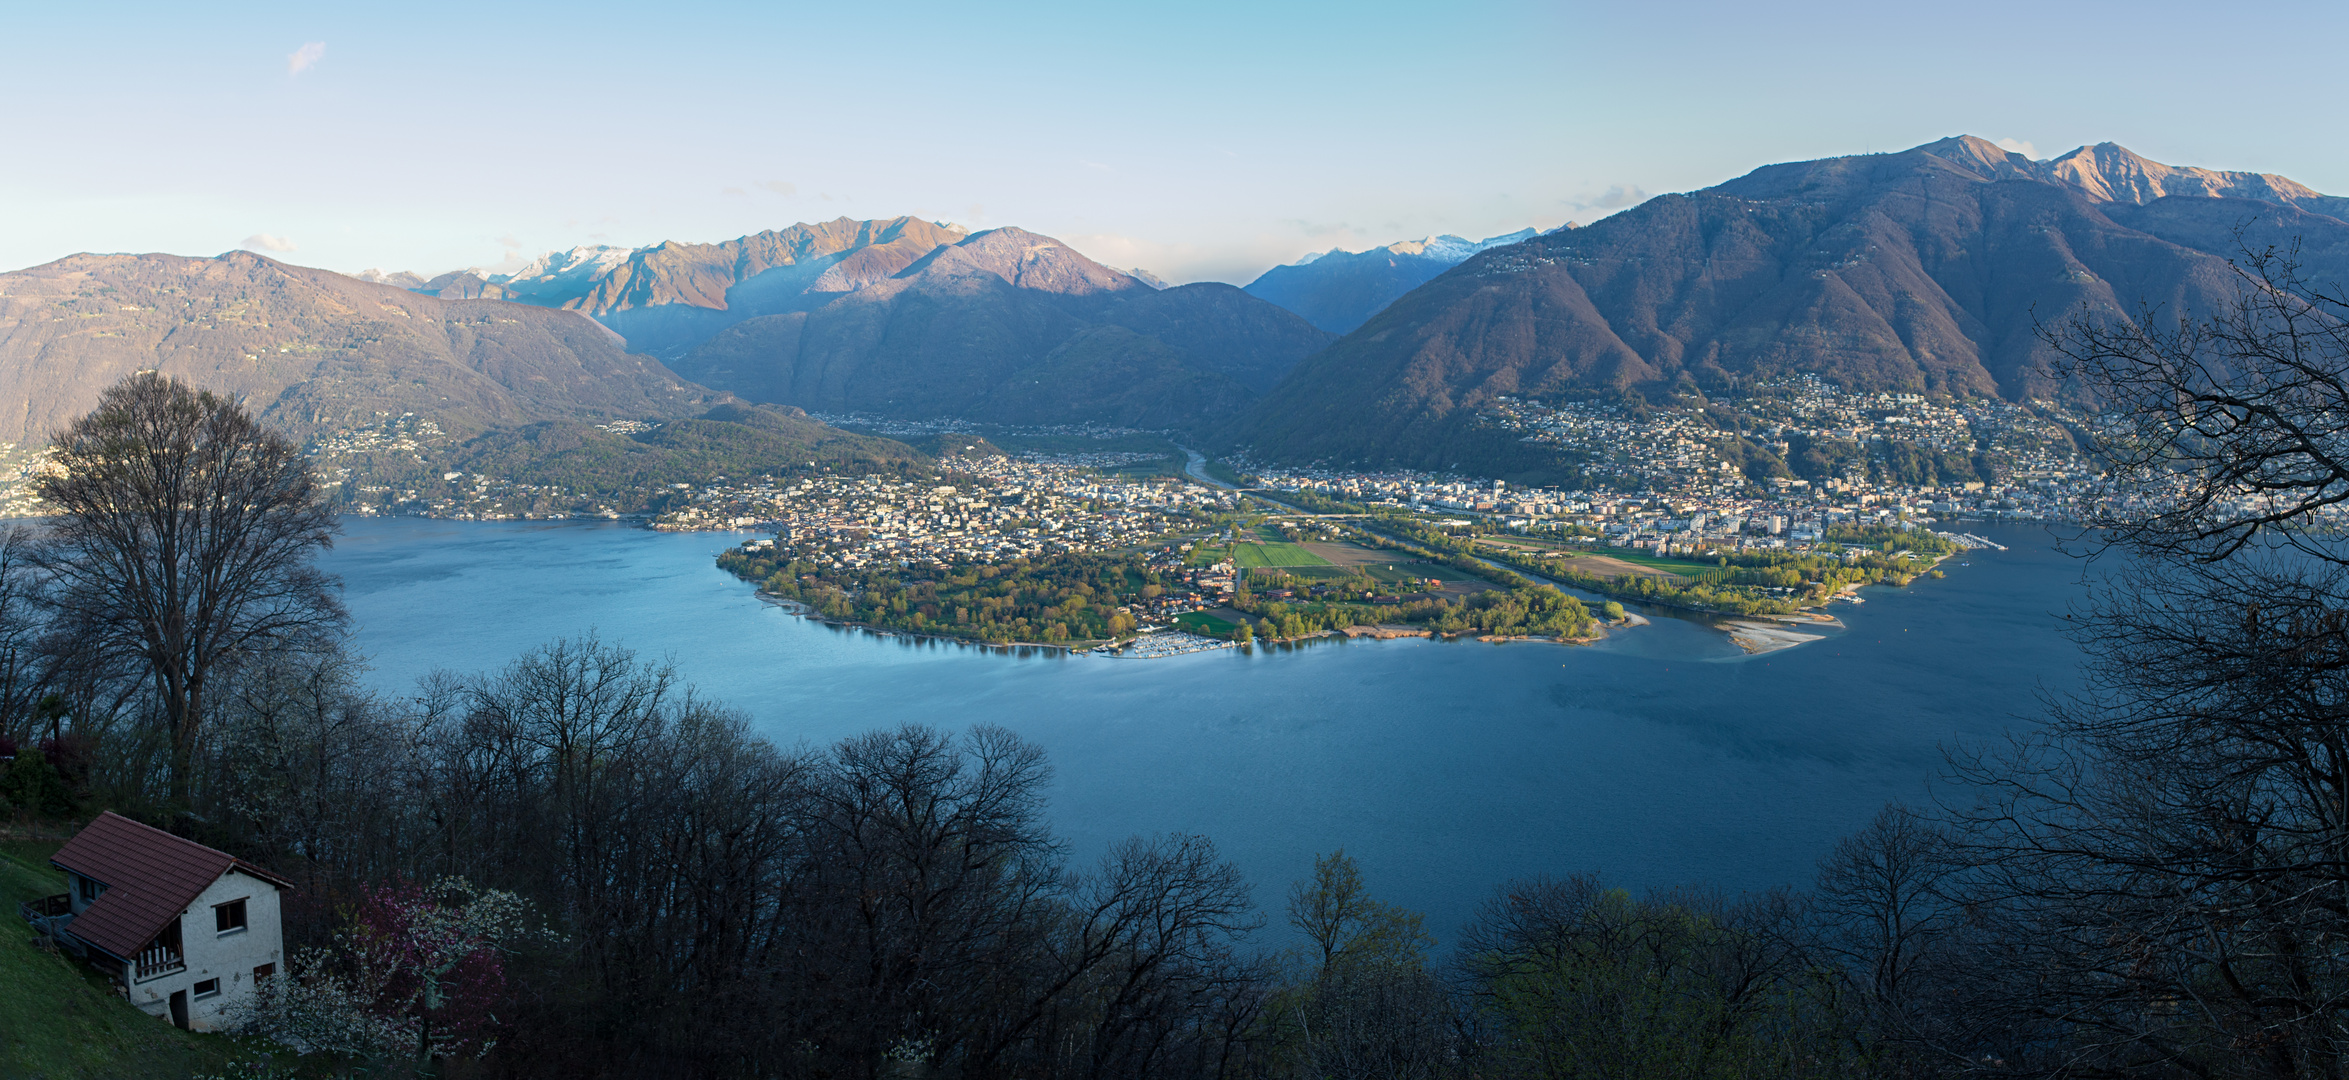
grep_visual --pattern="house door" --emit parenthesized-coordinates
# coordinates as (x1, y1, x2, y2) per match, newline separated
(169, 989, 188, 1029)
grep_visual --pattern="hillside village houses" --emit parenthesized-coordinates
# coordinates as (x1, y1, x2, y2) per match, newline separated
(1241, 378, 2114, 552)
(20, 812, 289, 1031)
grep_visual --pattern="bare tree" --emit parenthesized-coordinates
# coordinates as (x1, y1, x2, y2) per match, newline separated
(1809, 804, 1963, 1073)
(1941, 554, 2349, 1078)
(32, 372, 343, 806)
(1923, 243, 2349, 1077)
(0, 527, 47, 743)
(2046, 244, 2349, 567)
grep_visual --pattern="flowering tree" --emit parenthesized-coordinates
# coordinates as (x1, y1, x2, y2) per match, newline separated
(229, 877, 545, 1066)
(347, 877, 540, 1060)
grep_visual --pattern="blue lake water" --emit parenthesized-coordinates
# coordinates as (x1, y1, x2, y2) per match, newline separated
(321, 519, 2093, 940)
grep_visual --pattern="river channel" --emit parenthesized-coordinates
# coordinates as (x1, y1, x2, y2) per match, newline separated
(322, 518, 2091, 941)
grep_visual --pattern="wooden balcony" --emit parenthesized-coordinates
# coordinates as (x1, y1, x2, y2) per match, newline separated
(133, 941, 185, 982)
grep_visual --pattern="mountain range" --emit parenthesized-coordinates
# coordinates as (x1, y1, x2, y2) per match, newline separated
(360, 219, 1333, 431)
(667, 227, 1331, 428)
(1241, 228, 1543, 334)
(0, 250, 716, 445)
(1221, 136, 2349, 476)
(9, 135, 2342, 493)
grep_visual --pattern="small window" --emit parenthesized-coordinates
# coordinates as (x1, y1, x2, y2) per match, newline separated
(214, 898, 247, 935)
(76, 875, 102, 903)
(192, 978, 220, 999)
(252, 963, 276, 983)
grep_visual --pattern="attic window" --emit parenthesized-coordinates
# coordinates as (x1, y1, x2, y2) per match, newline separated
(76, 875, 102, 903)
(214, 898, 248, 935)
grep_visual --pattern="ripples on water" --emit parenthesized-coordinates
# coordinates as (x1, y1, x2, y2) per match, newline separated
(324, 518, 2091, 941)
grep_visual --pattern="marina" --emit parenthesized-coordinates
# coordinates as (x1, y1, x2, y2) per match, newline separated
(1106, 629, 1237, 658)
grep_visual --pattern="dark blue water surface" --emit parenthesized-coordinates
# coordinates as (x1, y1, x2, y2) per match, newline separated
(322, 519, 2090, 940)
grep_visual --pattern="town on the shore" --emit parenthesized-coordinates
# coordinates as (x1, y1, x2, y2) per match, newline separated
(679, 380, 2122, 656)
(0, 379, 2119, 655)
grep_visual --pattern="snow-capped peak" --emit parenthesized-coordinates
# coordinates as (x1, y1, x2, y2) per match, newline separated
(1285, 227, 1540, 269)
(500, 244, 638, 285)
(1407, 228, 1538, 262)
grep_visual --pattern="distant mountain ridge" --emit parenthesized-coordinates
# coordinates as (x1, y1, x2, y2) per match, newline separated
(1221, 135, 2349, 477)
(0, 250, 717, 446)
(672, 226, 1331, 429)
(361, 218, 1331, 430)
(1244, 227, 1546, 334)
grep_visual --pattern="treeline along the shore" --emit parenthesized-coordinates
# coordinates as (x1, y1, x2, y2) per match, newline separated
(16, 249, 2349, 1078)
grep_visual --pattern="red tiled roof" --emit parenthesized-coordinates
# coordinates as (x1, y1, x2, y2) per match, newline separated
(48, 812, 289, 960)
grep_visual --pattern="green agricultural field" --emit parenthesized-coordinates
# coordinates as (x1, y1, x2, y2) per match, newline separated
(1232, 541, 1330, 568)
(1174, 611, 1238, 635)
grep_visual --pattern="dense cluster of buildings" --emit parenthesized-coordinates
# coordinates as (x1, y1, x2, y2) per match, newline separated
(306, 412, 447, 463)
(666, 453, 1240, 571)
(1245, 378, 2109, 553)
(0, 443, 54, 517)
(303, 415, 622, 522)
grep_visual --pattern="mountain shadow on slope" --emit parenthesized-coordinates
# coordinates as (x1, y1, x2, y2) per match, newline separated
(387, 404, 930, 506)
(667, 228, 1332, 430)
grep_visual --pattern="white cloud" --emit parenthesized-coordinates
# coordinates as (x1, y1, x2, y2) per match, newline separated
(756, 180, 797, 196)
(1575, 184, 1650, 211)
(286, 42, 326, 77)
(1996, 137, 2038, 159)
(239, 233, 296, 252)
(1062, 231, 1343, 287)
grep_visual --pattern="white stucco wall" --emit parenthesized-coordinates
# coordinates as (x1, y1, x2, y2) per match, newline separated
(122, 868, 285, 1031)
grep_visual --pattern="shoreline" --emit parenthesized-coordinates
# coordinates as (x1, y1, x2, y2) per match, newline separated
(753, 593, 1618, 658)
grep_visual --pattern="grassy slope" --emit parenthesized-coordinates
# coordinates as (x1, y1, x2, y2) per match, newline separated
(0, 839, 250, 1080)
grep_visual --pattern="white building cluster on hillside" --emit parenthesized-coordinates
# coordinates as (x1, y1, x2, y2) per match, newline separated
(1243, 376, 2115, 554)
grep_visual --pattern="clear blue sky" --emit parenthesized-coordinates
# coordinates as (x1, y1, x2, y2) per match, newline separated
(4, 0, 2343, 284)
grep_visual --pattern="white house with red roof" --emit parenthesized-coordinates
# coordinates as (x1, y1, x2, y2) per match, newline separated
(20, 811, 290, 1030)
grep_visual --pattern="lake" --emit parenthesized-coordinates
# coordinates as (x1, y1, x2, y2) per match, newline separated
(322, 518, 2091, 940)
